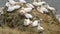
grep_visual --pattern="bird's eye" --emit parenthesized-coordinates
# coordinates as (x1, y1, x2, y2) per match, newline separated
(42, 3, 46, 5)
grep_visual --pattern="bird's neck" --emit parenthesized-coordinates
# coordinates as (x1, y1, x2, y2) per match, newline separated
(34, 0, 41, 2)
(28, 7, 32, 8)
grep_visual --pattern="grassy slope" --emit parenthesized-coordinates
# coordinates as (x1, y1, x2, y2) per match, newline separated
(0, 4, 60, 34)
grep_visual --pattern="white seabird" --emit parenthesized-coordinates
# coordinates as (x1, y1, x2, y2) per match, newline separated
(24, 13, 33, 19)
(7, 6, 15, 12)
(21, 7, 33, 13)
(32, 2, 41, 6)
(24, 19, 32, 26)
(37, 6, 48, 13)
(47, 5, 55, 11)
(20, 3, 34, 13)
(19, 0, 26, 3)
(37, 24, 44, 33)
(26, 3, 35, 8)
(32, 1, 46, 6)
(31, 20, 39, 27)
(7, 5, 20, 12)
(13, 5, 21, 10)
(8, 0, 16, 5)
(19, 10, 26, 15)
(24, 8, 32, 13)
(5, 2, 11, 7)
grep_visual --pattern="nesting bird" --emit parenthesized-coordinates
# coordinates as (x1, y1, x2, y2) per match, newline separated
(8, 0, 16, 5)
(24, 13, 33, 19)
(21, 7, 32, 13)
(7, 5, 20, 12)
(6, 0, 21, 12)
(24, 19, 32, 26)
(37, 24, 44, 33)
(19, 0, 27, 3)
(24, 3, 34, 12)
(21, 3, 35, 13)
(19, 10, 26, 15)
(37, 6, 48, 13)
(7, 6, 15, 12)
(5, 2, 11, 7)
(33, 2, 41, 7)
(33, 1, 46, 7)
(33, 0, 42, 6)
(43, 4, 56, 14)
(12, 5, 21, 10)
(26, 3, 35, 8)
(47, 5, 55, 11)
(20, 3, 35, 13)
(31, 20, 40, 27)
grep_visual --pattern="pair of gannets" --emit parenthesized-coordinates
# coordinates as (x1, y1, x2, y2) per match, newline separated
(7, 5, 20, 12)
(19, 3, 34, 19)
(47, 5, 55, 11)
(8, 0, 26, 5)
(24, 19, 39, 27)
(6, 0, 21, 12)
(37, 6, 48, 13)
(33, 1, 46, 6)
(37, 5, 55, 14)
(24, 19, 44, 32)
(20, 12, 33, 19)
(43, 4, 55, 11)
(19, 3, 35, 19)
(32, 20, 44, 32)
(20, 9, 33, 19)
(21, 3, 34, 13)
